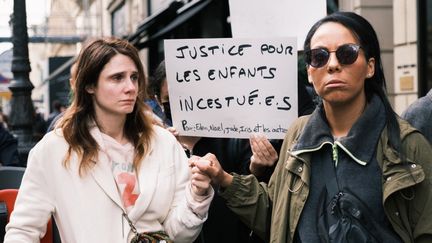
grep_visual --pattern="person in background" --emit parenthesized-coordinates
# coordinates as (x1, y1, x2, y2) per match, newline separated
(4, 37, 213, 243)
(146, 61, 172, 127)
(0, 124, 20, 166)
(0, 106, 9, 129)
(194, 11, 432, 243)
(0, 107, 22, 166)
(45, 100, 65, 130)
(46, 61, 78, 133)
(32, 107, 47, 142)
(147, 58, 315, 243)
(401, 88, 432, 143)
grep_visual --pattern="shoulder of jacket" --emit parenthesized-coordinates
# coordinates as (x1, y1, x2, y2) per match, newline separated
(35, 130, 67, 149)
(151, 125, 178, 146)
(377, 117, 424, 167)
(283, 115, 312, 143)
(397, 117, 419, 140)
(288, 115, 311, 134)
(379, 117, 419, 142)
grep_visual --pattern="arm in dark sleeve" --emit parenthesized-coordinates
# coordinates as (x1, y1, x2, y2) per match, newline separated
(0, 126, 20, 166)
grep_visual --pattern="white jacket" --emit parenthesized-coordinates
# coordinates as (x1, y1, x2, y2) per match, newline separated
(5, 125, 213, 243)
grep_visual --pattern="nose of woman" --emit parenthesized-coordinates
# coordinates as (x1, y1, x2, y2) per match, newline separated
(124, 77, 137, 93)
(326, 52, 342, 73)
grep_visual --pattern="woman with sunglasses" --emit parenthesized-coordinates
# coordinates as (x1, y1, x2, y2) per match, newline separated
(4, 38, 214, 243)
(192, 11, 432, 243)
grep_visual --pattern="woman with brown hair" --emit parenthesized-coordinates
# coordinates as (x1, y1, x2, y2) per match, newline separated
(4, 37, 213, 243)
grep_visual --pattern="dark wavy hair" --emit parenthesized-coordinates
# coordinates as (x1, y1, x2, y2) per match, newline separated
(303, 12, 403, 157)
(148, 61, 166, 103)
(59, 37, 153, 175)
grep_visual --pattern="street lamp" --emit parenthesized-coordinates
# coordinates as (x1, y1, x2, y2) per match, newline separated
(8, 0, 35, 166)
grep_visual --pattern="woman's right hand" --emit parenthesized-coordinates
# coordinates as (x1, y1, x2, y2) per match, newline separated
(190, 153, 233, 188)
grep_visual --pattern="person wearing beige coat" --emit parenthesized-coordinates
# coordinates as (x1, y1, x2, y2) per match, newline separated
(4, 38, 213, 243)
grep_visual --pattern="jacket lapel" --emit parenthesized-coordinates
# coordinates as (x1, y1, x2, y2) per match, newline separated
(90, 153, 124, 209)
(89, 125, 124, 210)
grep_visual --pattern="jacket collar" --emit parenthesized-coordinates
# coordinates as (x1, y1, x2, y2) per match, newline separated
(292, 95, 386, 166)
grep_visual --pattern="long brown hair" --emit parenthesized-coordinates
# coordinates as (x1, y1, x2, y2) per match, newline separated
(59, 37, 154, 175)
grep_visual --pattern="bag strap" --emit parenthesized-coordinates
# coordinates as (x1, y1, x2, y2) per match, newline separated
(122, 212, 139, 235)
(123, 212, 173, 243)
(1, 201, 7, 242)
(319, 160, 401, 243)
(338, 193, 383, 241)
(317, 157, 342, 242)
(322, 151, 343, 208)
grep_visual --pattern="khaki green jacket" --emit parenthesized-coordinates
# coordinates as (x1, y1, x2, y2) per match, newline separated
(221, 116, 432, 243)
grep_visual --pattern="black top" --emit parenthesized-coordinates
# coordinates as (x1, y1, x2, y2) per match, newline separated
(294, 95, 402, 243)
(192, 137, 268, 243)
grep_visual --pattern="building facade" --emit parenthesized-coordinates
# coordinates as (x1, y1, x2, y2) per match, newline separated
(35, 0, 431, 116)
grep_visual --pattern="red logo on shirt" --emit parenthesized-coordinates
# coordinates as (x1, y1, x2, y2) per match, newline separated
(117, 173, 139, 207)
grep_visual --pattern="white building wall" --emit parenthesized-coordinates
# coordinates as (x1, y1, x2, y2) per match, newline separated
(340, 0, 398, 111)
(30, 0, 81, 118)
(340, 0, 424, 114)
(393, 0, 419, 115)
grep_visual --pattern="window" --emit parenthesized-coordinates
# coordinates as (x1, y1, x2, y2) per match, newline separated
(418, 0, 432, 96)
(112, 2, 126, 37)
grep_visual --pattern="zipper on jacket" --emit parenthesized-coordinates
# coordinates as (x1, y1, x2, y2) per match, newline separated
(292, 139, 367, 167)
(292, 140, 366, 167)
(332, 143, 338, 167)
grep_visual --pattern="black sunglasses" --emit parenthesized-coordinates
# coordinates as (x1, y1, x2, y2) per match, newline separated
(305, 43, 361, 68)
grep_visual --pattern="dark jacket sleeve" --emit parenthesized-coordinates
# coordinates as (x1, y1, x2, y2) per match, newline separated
(219, 174, 271, 240)
(0, 125, 20, 166)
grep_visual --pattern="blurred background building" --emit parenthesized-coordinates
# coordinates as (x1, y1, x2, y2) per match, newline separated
(0, 0, 430, 118)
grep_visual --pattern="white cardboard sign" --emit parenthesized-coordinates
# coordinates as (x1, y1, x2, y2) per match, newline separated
(164, 37, 298, 139)
(228, 0, 326, 50)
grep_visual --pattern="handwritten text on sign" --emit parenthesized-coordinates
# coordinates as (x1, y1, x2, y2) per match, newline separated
(164, 38, 298, 139)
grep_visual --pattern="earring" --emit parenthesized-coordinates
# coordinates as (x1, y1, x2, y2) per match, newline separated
(366, 73, 372, 78)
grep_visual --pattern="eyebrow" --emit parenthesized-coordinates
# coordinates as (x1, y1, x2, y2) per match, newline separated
(311, 43, 358, 49)
(108, 70, 139, 77)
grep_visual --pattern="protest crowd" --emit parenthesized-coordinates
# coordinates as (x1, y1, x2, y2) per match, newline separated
(1, 1, 432, 243)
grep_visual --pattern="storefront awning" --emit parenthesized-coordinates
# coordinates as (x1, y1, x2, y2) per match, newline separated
(128, 1, 184, 45)
(129, 0, 213, 49)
